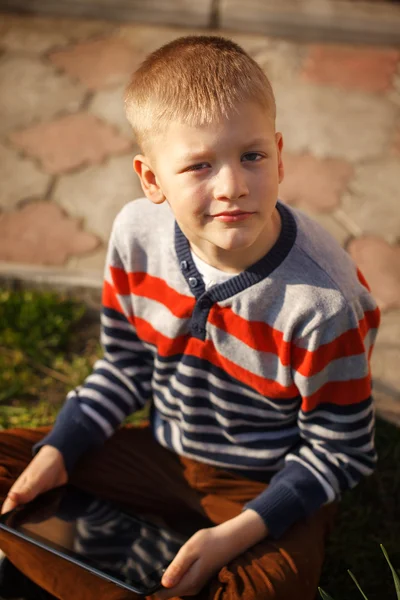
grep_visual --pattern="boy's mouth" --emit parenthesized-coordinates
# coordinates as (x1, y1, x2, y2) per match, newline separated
(212, 210, 254, 222)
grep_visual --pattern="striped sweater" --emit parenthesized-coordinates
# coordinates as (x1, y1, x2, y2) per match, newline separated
(39, 198, 380, 539)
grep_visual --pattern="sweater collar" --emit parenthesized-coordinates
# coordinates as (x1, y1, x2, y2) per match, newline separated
(174, 201, 297, 302)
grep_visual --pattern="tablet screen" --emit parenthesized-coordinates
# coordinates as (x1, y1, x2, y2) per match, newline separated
(0, 485, 191, 595)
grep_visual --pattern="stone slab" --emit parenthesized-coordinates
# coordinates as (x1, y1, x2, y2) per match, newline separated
(342, 159, 400, 243)
(9, 113, 133, 174)
(279, 153, 353, 213)
(348, 237, 400, 312)
(0, 13, 113, 54)
(1, 0, 214, 28)
(0, 201, 100, 265)
(0, 142, 51, 211)
(89, 85, 134, 137)
(0, 55, 85, 136)
(53, 155, 143, 242)
(220, 0, 400, 45)
(49, 36, 143, 91)
(275, 81, 398, 163)
(66, 246, 108, 273)
(302, 45, 400, 93)
(372, 311, 400, 425)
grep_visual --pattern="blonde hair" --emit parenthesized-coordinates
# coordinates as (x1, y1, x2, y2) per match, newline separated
(124, 36, 276, 152)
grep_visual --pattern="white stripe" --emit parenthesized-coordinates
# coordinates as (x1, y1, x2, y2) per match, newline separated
(294, 353, 370, 397)
(286, 455, 336, 503)
(101, 314, 134, 331)
(180, 432, 292, 460)
(299, 403, 373, 424)
(154, 399, 298, 443)
(81, 388, 126, 421)
(298, 417, 374, 441)
(95, 358, 143, 400)
(81, 404, 114, 437)
(102, 332, 146, 353)
(154, 361, 299, 415)
(313, 443, 376, 476)
(299, 446, 341, 493)
(153, 388, 294, 429)
(87, 373, 134, 409)
(153, 376, 294, 423)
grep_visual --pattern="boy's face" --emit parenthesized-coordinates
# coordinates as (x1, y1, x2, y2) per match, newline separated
(134, 101, 284, 271)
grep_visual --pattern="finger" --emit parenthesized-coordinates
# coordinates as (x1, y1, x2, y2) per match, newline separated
(1, 477, 38, 514)
(1, 494, 17, 515)
(157, 560, 201, 600)
(161, 549, 196, 588)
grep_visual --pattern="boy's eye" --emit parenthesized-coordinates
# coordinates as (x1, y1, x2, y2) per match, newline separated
(186, 162, 209, 172)
(242, 152, 263, 162)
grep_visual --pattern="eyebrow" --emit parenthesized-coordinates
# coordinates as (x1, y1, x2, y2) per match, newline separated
(179, 139, 270, 162)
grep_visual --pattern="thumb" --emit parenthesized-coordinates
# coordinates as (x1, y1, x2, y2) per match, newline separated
(1, 478, 38, 514)
(161, 545, 197, 588)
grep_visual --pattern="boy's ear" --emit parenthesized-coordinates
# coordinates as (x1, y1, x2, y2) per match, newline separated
(275, 133, 284, 184)
(133, 155, 165, 204)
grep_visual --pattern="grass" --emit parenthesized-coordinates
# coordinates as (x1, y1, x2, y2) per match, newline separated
(1, 289, 399, 598)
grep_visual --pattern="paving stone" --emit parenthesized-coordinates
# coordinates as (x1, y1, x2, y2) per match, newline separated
(287, 208, 350, 247)
(9, 113, 133, 175)
(89, 85, 133, 138)
(53, 155, 143, 241)
(118, 23, 270, 59)
(0, 143, 50, 211)
(348, 237, 400, 311)
(253, 39, 306, 86)
(0, 55, 85, 136)
(389, 63, 400, 107)
(78, 0, 212, 28)
(302, 45, 400, 92)
(274, 80, 397, 162)
(67, 246, 108, 273)
(372, 310, 400, 425)
(0, 14, 113, 54)
(393, 123, 400, 155)
(49, 37, 144, 91)
(279, 153, 353, 212)
(220, 0, 400, 42)
(116, 23, 203, 56)
(341, 159, 400, 243)
(0, 201, 99, 265)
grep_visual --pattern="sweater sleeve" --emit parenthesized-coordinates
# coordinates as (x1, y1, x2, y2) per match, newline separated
(245, 293, 380, 539)
(34, 221, 154, 473)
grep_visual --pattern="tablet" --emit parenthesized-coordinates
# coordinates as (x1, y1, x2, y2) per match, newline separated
(0, 485, 193, 595)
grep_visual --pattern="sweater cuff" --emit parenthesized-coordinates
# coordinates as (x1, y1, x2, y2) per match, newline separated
(32, 393, 106, 474)
(244, 461, 328, 539)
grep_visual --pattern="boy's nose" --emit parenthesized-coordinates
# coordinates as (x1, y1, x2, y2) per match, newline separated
(213, 167, 249, 201)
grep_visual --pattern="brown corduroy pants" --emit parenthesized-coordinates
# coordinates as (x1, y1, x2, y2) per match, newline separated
(0, 425, 336, 600)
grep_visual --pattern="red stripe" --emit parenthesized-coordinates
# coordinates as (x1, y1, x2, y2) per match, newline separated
(109, 267, 195, 318)
(209, 307, 291, 363)
(301, 376, 371, 413)
(357, 268, 371, 292)
(102, 280, 125, 314)
(181, 338, 297, 399)
(292, 307, 380, 376)
(114, 309, 297, 398)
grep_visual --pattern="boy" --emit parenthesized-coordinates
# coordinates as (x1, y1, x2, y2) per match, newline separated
(0, 36, 380, 600)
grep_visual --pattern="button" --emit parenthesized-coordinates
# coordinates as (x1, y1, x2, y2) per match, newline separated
(188, 277, 198, 288)
(180, 260, 188, 271)
(199, 297, 212, 309)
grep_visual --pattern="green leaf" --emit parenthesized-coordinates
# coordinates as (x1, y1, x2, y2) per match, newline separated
(381, 545, 400, 599)
(348, 570, 369, 600)
(318, 587, 336, 600)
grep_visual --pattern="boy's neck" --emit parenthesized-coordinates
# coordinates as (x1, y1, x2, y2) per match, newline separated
(188, 208, 282, 274)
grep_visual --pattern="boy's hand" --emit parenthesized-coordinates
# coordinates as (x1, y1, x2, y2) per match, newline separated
(1, 445, 68, 515)
(155, 510, 268, 600)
